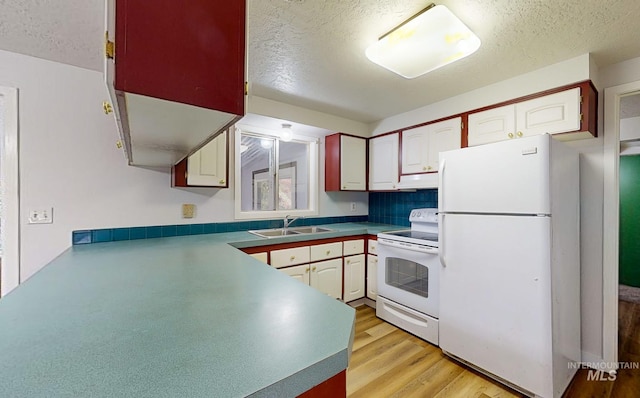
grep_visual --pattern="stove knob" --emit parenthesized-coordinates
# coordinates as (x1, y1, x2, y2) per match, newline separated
(416, 211, 422, 218)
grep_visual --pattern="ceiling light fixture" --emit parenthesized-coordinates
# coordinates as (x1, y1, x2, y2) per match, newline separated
(365, 4, 481, 79)
(281, 123, 293, 142)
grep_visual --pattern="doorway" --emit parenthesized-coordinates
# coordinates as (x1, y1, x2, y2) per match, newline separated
(603, 81, 640, 369)
(0, 86, 19, 297)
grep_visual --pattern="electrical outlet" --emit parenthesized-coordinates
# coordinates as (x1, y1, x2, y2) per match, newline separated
(28, 208, 53, 224)
(182, 204, 196, 218)
(350, 202, 357, 212)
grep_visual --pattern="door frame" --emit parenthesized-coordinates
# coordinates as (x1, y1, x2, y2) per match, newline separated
(602, 80, 640, 367)
(0, 86, 20, 297)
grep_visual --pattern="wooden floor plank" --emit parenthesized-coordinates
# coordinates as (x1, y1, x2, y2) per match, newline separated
(348, 300, 640, 398)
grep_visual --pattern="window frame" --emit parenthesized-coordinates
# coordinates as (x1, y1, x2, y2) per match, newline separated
(234, 126, 319, 220)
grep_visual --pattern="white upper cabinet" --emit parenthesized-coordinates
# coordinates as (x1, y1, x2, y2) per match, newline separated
(468, 87, 582, 146)
(340, 135, 367, 190)
(401, 117, 461, 175)
(186, 132, 227, 186)
(401, 125, 430, 174)
(325, 133, 367, 191)
(369, 133, 399, 191)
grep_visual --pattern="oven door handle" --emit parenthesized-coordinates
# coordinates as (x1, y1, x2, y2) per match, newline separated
(378, 238, 438, 255)
(439, 213, 447, 267)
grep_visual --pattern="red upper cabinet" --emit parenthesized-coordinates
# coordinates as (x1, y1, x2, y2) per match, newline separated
(105, 0, 246, 168)
(114, 0, 245, 114)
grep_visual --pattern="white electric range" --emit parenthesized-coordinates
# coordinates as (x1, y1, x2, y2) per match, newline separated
(376, 208, 440, 345)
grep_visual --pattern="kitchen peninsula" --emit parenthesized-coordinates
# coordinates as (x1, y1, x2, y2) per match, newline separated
(0, 227, 370, 397)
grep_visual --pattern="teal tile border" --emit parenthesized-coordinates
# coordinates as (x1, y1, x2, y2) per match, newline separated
(72, 215, 369, 245)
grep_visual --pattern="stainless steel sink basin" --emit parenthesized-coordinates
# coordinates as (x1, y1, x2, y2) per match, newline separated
(248, 228, 301, 238)
(248, 226, 333, 238)
(288, 226, 333, 234)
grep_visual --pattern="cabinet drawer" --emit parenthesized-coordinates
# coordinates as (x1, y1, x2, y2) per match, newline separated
(367, 239, 378, 255)
(270, 247, 310, 268)
(249, 252, 268, 263)
(310, 242, 343, 262)
(343, 239, 365, 256)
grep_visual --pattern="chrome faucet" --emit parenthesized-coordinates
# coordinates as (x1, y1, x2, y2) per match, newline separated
(283, 215, 301, 231)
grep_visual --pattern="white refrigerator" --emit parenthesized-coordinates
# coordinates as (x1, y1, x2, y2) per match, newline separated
(438, 134, 581, 398)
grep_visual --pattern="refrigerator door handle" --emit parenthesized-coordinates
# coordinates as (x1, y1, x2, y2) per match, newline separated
(439, 158, 446, 206)
(439, 213, 447, 267)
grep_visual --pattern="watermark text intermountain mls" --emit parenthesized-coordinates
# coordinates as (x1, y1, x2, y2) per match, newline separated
(568, 361, 640, 381)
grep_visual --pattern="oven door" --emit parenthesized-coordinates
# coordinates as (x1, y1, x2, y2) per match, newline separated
(377, 238, 439, 318)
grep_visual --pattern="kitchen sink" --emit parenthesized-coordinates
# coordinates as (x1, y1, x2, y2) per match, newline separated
(287, 226, 333, 234)
(248, 229, 301, 238)
(248, 226, 333, 238)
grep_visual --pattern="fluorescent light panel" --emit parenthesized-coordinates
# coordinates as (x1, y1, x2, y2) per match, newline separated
(366, 4, 481, 79)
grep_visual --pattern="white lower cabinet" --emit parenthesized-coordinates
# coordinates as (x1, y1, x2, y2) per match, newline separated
(278, 259, 342, 299)
(343, 254, 365, 302)
(280, 263, 310, 285)
(310, 258, 343, 299)
(367, 254, 378, 300)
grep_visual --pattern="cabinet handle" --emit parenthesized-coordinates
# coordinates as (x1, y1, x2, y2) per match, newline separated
(517, 131, 523, 137)
(326, 250, 331, 256)
(427, 165, 432, 171)
(422, 166, 427, 171)
(305, 268, 309, 273)
(508, 132, 514, 139)
(290, 256, 296, 261)
(343, 186, 347, 189)
(312, 266, 317, 272)
(219, 179, 225, 184)
(347, 259, 351, 264)
(371, 245, 376, 250)
(102, 101, 113, 114)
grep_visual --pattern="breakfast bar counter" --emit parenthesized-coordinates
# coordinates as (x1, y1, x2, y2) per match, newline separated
(0, 223, 399, 397)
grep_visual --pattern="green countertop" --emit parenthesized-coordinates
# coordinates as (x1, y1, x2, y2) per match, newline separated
(0, 222, 402, 397)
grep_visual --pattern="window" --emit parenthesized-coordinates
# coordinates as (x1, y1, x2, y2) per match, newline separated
(234, 128, 318, 219)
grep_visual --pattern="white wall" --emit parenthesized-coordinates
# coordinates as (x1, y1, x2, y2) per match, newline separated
(0, 50, 368, 288)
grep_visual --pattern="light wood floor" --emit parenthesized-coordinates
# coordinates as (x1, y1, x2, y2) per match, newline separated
(347, 303, 640, 398)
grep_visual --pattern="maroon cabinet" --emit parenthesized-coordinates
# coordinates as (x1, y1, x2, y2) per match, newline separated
(105, 0, 246, 168)
(114, 0, 245, 114)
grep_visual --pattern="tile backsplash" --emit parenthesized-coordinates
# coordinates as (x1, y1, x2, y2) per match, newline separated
(72, 215, 368, 245)
(368, 189, 438, 227)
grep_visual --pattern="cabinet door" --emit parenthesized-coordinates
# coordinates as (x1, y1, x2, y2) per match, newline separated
(426, 117, 461, 171)
(186, 131, 228, 186)
(113, 0, 245, 115)
(311, 259, 343, 299)
(343, 254, 365, 302)
(401, 125, 430, 174)
(516, 88, 581, 137)
(468, 104, 516, 146)
(280, 264, 310, 285)
(340, 135, 367, 190)
(369, 133, 399, 190)
(367, 254, 378, 300)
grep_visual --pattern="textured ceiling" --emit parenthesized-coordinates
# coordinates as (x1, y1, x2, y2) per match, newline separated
(2, 0, 640, 125)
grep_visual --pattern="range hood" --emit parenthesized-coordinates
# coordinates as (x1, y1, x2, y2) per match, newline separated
(396, 173, 439, 190)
